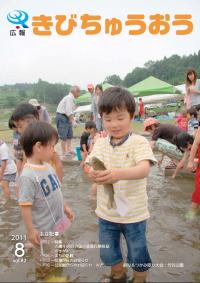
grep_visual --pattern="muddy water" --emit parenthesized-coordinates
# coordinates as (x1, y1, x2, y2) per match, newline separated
(0, 161, 199, 282)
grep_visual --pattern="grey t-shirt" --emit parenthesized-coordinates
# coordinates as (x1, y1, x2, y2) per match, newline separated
(190, 79, 200, 106)
(18, 163, 65, 232)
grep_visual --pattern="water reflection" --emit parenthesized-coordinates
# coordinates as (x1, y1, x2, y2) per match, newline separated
(0, 163, 199, 282)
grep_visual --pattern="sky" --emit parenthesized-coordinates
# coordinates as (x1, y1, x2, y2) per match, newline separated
(1, 0, 200, 89)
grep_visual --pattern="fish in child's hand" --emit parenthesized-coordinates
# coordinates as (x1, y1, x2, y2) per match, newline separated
(90, 156, 116, 209)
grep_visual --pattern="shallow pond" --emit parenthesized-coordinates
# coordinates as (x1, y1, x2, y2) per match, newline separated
(0, 159, 199, 282)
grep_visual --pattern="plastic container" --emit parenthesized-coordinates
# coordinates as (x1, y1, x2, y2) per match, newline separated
(76, 146, 82, 161)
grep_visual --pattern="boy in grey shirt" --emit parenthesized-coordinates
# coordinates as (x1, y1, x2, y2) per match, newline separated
(18, 122, 74, 279)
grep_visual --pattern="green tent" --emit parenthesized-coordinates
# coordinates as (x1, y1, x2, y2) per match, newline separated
(75, 83, 113, 105)
(75, 92, 91, 105)
(128, 76, 177, 97)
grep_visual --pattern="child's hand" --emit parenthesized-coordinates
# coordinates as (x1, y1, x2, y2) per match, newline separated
(73, 121, 78, 127)
(64, 204, 75, 222)
(83, 164, 91, 174)
(27, 228, 40, 246)
(93, 169, 118, 184)
(88, 168, 98, 181)
(172, 173, 176, 179)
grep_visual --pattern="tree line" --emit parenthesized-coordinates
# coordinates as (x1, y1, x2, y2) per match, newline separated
(0, 50, 200, 108)
(104, 50, 200, 87)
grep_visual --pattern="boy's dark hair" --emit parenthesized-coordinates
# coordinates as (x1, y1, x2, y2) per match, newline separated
(8, 115, 16, 129)
(85, 121, 96, 129)
(187, 107, 197, 118)
(173, 132, 194, 153)
(98, 87, 136, 117)
(12, 103, 39, 122)
(20, 122, 58, 157)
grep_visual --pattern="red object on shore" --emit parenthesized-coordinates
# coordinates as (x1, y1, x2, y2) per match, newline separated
(139, 99, 145, 117)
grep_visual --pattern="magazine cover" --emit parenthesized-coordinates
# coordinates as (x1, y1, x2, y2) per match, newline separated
(0, 0, 200, 282)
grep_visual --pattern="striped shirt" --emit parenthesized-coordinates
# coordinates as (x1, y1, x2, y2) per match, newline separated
(86, 134, 156, 223)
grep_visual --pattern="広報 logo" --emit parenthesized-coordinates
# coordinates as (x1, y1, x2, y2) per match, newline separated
(7, 10, 29, 28)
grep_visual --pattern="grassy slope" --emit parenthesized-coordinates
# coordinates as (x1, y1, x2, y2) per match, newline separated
(0, 103, 175, 142)
(0, 120, 174, 143)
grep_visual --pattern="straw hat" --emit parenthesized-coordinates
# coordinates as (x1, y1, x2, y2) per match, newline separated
(29, 98, 40, 107)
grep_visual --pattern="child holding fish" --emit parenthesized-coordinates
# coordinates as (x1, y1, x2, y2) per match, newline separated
(86, 87, 156, 283)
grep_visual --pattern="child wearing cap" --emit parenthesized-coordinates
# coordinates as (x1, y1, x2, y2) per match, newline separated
(144, 118, 184, 148)
(144, 118, 194, 178)
(144, 118, 184, 164)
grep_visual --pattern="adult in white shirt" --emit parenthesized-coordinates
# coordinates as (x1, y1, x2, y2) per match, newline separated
(56, 86, 80, 156)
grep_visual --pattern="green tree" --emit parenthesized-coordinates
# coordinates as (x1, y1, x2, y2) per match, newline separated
(124, 67, 149, 87)
(5, 95, 18, 107)
(104, 74, 123, 86)
(18, 90, 27, 99)
(144, 60, 155, 69)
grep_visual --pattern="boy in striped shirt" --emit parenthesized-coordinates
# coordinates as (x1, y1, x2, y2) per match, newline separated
(86, 87, 156, 283)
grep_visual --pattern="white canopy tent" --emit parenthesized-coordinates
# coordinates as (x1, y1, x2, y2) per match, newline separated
(135, 93, 182, 104)
(74, 104, 92, 113)
(74, 88, 184, 115)
(175, 84, 185, 94)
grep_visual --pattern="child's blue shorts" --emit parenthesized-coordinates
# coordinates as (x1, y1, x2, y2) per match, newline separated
(99, 218, 152, 272)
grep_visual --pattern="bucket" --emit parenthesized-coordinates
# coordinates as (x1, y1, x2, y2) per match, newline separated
(76, 146, 82, 161)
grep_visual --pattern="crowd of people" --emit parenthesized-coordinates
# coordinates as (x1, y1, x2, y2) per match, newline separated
(0, 69, 199, 282)
(142, 68, 200, 221)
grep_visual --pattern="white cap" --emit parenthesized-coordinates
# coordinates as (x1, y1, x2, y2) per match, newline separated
(29, 98, 40, 107)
